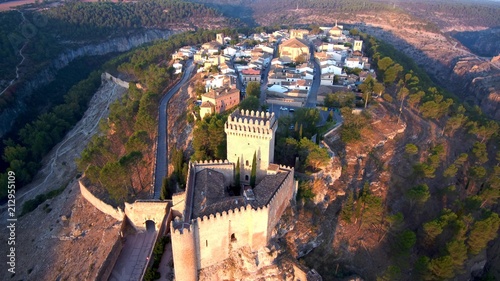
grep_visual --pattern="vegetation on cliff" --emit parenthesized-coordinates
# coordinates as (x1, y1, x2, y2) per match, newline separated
(76, 30, 217, 204)
(306, 30, 500, 280)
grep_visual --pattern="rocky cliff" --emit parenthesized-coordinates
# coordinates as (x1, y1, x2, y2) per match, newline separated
(451, 57, 500, 120)
(0, 29, 179, 137)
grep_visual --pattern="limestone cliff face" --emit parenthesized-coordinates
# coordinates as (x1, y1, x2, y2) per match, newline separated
(450, 57, 500, 120)
(0, 29, 178, 137)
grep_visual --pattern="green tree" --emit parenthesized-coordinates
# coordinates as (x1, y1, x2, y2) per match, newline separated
(246, 81, 261, 99)
(443, 164, 458, 178)
(239, 96, 260, 111)
(377, 57, 394, 71)
(250, 152, 257, 187)
(341, 190, 355, 223)
(383, 63, 403, 85)
(407, 184, 430, 209)
(467, 212, 500, 255)
(427, 256, 455, 280)
(235, 157, 240, 187)
(405, 143, 418, 155)
(446, 239, 468, 271)
(395, 230, 416, 254)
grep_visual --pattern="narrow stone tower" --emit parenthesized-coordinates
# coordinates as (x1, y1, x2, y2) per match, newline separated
(225, 109, 278, 184)
(216, 33, 224, 45)
(353, 40, 363, 52)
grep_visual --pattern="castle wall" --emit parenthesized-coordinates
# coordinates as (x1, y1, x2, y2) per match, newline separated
(194, 205, 269, 269)
(171, 191, 186, 217)
(78, 180, 124, 221)
(124, 200, 169, 231)
(193, 160, 234, 186)
(266, 167, 295, 238)
(171, 224, 198, 281)
(103, 72, 130, 89)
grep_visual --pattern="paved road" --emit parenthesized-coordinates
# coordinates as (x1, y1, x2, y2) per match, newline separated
(305, 44, 321, 108)
(108, 230, 157, 281)
(153, 59, 195, 199)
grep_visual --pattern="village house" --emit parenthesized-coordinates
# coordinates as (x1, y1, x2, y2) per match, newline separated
(240, 68, 261, 84)
(345, 57, 364, 69)
(199, 86, 240, 118)
(290, 29, 310, 40)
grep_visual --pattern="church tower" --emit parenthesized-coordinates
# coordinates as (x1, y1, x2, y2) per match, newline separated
(353, 40, 363, 52)
(225, 110, 277, 184)
(216, 33, 224, 45)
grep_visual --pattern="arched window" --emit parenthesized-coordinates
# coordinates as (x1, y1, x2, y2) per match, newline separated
(245, 175, 249, 181)
(231, 233, 237, 242)
(246, 160, 249, 166)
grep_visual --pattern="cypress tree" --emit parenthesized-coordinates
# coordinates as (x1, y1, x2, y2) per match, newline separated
(235, 157, 240, 187)
(250, 152, 257, 187)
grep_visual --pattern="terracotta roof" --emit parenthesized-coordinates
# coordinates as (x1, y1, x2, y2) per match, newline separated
(203, 87, 239, 100)
(281, 37, 309, 49)
(200, 101, 214, 108)
(241, 68, 261, 75)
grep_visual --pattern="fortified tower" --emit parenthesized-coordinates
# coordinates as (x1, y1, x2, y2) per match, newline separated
(225, 109, 277, 184)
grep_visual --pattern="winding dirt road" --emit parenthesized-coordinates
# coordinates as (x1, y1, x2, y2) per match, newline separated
(0, 10, 28, 97)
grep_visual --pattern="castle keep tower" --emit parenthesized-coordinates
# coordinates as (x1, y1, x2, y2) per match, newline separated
(225, 109, 277, 183)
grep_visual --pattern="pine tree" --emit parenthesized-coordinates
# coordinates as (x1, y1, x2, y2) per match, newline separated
(250, 152, 257, 187)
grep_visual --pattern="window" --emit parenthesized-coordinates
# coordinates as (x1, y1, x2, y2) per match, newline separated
(246, 160, 249, 166)
(206, 240, 208, 247)
(231, 233, 237, 242)
(245, 175, 249, 181)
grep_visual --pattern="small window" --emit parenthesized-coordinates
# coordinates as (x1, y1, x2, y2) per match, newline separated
(206, 240, 208, 247)
(246, 160, 249, 166)
(231, 233, 237, 242)
(245, 175, 249, 181)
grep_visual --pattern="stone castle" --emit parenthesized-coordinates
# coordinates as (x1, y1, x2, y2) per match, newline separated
(170, 109, 297, 281)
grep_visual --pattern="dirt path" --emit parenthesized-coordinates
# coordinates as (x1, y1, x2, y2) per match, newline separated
(0, 9, 28, 96)
(0, 77, 128, 280)
(10, 80, 126, 208)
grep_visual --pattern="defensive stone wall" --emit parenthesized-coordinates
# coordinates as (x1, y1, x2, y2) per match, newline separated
(194, 204, 269, 269)
(103, 72, 130, 89)
(95, 233, 123, 281)
(78, 179, 124, 221)
(266, 166, 295, 237)
(171, 223, 198, 281)
(192, 160, 234, 186)
(124, 200, 170, 231)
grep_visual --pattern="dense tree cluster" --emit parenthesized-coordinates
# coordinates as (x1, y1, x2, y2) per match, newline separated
(332, 30, 500, 280)
(0, 72, 101, 198)
(43, 0, 225, 40)
(76, 30, 214, 204)
(191, 114, 227, 161)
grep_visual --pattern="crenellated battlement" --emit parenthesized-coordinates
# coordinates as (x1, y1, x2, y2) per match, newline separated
(266, 167, 294, 207)
(192, 159, 233, 170)
(195, 204, 268, 225)
(172, 217, 195, 235)
(225, 110, 277, 134)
